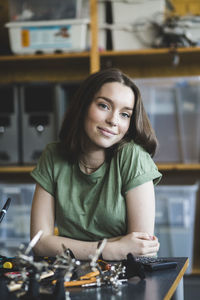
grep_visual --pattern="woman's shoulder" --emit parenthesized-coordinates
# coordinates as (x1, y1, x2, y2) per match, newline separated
(42, 141, 66, 162)
(116, 141, 162, 188)
(44, 141, 62, 154)
(116, 141, 154, 169)
(118, 141, 147, 157)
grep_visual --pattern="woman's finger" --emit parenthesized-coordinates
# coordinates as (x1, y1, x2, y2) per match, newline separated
(132, 232, 153, 240)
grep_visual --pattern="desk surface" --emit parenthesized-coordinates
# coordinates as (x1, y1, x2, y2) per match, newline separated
(66, 257, 188, 300)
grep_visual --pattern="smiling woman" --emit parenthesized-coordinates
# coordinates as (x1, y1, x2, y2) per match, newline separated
(30, 68, 162, 260)
(83, 81, 135, 155)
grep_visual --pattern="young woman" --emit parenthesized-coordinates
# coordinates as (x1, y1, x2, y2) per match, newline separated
(30, 68, 162, 260)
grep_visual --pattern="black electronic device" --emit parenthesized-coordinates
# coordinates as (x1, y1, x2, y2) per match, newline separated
(135, 256, 178, 271)
(19, 83, 76, 164)
(0, 85, 20, 165)
(20, 83, 58, 164)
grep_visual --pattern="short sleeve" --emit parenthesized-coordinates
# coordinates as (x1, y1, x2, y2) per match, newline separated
(118, 142, 162, 194)
(30, 143, 56, 196)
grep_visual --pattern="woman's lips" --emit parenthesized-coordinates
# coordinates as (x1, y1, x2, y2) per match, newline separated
(98, 127, 117, 137)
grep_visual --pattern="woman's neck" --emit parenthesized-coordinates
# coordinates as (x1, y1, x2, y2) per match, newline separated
(79, 150, 105, 174)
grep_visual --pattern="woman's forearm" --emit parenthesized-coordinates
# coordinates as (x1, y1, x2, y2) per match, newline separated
(33, 232, 159, 260)
(33, 234, 99, 259)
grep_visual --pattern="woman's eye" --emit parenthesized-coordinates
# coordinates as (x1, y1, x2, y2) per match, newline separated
(121, 112, 130, 118)
(98, 103, 109, 110)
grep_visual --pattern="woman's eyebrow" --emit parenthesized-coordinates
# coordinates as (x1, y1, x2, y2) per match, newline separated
(96, 96, 133, 111)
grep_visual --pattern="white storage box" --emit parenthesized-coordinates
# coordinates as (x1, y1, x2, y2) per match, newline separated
(0, 183, 35, 257)
(8, 0, 83, 21)
(112, 0, 165, 24)
(99, 22, 156, 50)
(155, 184, 198, 273)
(5, 19, 89, 54)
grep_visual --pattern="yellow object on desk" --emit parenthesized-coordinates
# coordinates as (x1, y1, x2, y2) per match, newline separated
(52, 270, 100, 287)
(80, 270, 100, 280)
(3, 261, 13, 269)
(64, 276, 97, 287)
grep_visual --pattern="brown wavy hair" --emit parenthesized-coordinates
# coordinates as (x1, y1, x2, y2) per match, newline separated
(59, 68, 158, 163)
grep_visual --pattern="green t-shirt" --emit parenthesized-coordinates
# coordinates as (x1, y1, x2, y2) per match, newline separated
(31, 141, 162, 241)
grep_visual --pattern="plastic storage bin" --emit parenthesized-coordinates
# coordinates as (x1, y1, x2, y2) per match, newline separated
(135, 76, 200, 163)
(0, 183, 35, 257)
(135, 78, 182, 163)
(109, 0, 165, 50)
(5, 19, 89, 54)
(8, 0, 83, 21)
(6, 0, 89, 55)
(99, 22, 156, 50)
(154, 184, 198, 273)
(96, 0, 165, 51)
(111, 0, 165, 24)
(176, 81, 200, 163)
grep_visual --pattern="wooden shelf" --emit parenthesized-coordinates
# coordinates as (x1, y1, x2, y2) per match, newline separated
(191, 269, 200, 275)
(1, 46, 200, 83)
(0, 52, 91, 83)
(1, 164, 200, 174)
(100, 47, 200, 78)
(0, 166, 35, 173)
(100, 47, 200, 56)
(0, 52, 90, 61)
(1, 46, 200, 61)
(157, 164, 200, 171)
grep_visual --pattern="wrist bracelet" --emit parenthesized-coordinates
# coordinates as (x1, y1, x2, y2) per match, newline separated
(97, 241, 104, 260)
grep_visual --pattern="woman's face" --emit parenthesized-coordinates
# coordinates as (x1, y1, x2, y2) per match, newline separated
(84, 82, 135, 150)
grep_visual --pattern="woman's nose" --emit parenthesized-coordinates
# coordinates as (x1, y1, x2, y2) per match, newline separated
(106, 113, 118, 126)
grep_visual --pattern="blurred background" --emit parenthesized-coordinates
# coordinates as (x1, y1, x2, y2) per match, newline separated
(0, 1, 200, 299)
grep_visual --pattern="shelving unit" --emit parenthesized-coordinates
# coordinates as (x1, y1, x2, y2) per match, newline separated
(0, 0, 100, 82)
(2, 46, 200, 83)
(100, 47, 200, 78)
(1, 164, 200, 174)
(0, 0, 200, 274)
(0, 52, 91, 83)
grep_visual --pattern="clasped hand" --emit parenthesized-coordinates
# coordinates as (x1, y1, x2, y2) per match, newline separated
(119, 231, 160, 258)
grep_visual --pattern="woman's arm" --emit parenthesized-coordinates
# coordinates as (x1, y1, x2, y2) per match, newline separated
(30, 183, 99, 259)
(31, 182, 159, 260)
(103, 181, 160, 260)
(126, 180, 156, 235)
